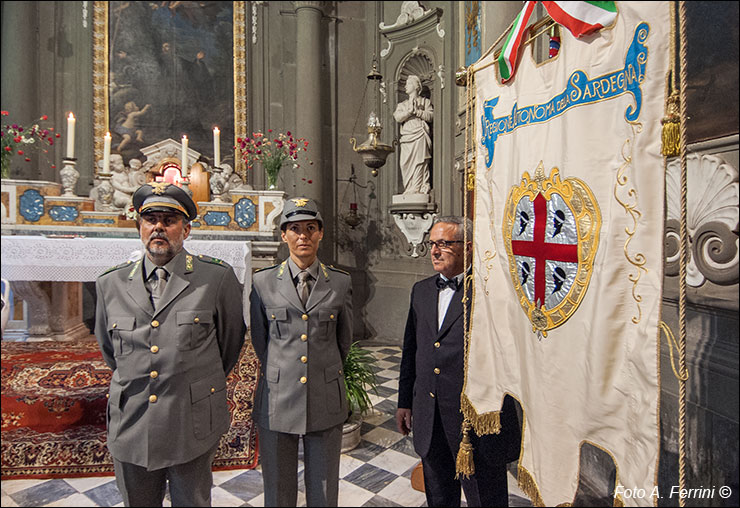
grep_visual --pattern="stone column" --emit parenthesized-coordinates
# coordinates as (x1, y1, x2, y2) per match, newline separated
(294, 1, 325, 207)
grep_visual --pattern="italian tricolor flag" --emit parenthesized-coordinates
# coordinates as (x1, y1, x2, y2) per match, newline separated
(542, 1, 617, 38)
(497, 1, 537, 83)
(496, 1, 617, 83)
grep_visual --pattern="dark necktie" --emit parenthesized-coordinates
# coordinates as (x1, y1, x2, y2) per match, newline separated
(436, 275, 459, 291)
(297, 270, 312, 307)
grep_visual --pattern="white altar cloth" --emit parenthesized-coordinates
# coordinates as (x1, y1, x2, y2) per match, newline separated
(0, 235, 252, 286)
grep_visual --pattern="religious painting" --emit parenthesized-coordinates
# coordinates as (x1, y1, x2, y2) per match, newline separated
(93, 1, 247, 175)
(464, 1, 481, 67)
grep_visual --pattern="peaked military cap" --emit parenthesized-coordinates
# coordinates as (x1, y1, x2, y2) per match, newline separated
(279, 197, 323, 229)
(132, 182, 198, 221)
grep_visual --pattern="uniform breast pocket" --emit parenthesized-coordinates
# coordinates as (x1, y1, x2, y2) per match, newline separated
(265, 307, 288, 339)
(176, 310, 214, 350)
(319, 309, 339, 336)
(108, 316, 135, 356)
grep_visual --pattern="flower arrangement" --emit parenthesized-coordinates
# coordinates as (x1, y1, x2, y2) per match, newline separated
(236, 129, 310, 188)
(1, 111, 60, 178)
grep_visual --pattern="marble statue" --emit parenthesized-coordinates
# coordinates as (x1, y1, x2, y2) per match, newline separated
(222, 163, 251, 193)
(110, 154, 138, 210)
(393, 75, 433, 195)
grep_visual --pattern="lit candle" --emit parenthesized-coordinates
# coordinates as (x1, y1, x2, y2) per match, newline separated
(103, 132, 111, 173)
(213, 127, 220, 168)
(181, 135, 189, 177)
(66, 113, 76, 158)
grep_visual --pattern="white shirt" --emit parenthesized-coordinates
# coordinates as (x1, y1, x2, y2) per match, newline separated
(437, 272, 464, 330)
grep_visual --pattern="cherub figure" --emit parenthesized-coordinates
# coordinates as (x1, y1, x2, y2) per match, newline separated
(114, 101, 151, 151)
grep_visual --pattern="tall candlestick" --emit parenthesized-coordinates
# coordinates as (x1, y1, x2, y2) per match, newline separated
(66, 113, 76, 159)
(181, 135, 189, 177)
(103, 132, 111, 173)
(213, 127, 221, 168)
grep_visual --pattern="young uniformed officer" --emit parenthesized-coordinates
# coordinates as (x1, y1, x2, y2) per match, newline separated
(250, 197, 353, 507)
(95, 182, 246, 506)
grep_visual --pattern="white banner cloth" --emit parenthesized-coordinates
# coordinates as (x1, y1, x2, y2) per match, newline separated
(465, 3, 669, 506)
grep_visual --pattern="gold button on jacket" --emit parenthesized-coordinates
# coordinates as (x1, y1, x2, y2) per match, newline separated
(150, 371, 158, 378)
(149, 394, 158, 403)
(150, 345, 159, 353)
(249, 260, 353, 436)
(151, 320, 159, 328)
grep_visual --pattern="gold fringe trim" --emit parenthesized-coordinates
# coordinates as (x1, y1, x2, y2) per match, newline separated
(455, 420, 475, 479)
(518, 465, 546, 507)
(461, 393, 501, 435)
(661, 92, 681, 156)
(613, 494, 625, 507)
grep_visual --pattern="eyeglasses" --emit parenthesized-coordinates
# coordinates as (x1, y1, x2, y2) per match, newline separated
(427, 240, 463, 250)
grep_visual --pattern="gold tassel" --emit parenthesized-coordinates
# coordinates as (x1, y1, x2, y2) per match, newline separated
(455, 420, 475, 479)
(661, 92, 681, 156)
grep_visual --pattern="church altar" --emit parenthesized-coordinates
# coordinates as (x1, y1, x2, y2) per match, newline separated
(0, 235, 252, 285)
(0, 235, 253, 341)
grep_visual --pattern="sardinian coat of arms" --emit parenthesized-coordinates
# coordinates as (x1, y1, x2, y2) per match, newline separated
(503, 161, 601, 338)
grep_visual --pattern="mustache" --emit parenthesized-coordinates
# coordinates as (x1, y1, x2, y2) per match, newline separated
(148, 233, 169, 243)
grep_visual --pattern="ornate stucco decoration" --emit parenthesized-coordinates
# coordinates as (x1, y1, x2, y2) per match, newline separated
(665, 153, 739, 287)
(379, 3, 443, 59)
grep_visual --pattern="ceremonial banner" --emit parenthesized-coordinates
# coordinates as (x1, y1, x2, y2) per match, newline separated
(464, 3, 669, 506)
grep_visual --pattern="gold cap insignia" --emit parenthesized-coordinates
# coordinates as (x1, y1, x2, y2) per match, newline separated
(291, 198, 309, 207)
(151, 182, 171, 195)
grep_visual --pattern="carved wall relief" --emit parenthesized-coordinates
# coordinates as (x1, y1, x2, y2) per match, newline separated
(665, 153, 739, 287)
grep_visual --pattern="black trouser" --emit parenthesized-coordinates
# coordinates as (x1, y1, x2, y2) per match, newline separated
(421, 402, 509, 507)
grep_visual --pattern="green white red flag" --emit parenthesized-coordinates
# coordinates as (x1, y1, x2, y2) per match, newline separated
(542, 1, 617, 38)
(497, 1, 618, 83)
(497, 1, 536, 83)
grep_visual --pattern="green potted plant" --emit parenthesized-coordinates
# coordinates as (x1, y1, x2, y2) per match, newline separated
(341, 341, 379, 452)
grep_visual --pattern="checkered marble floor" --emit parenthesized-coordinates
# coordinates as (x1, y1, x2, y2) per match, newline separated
(1, 346, 531, 507)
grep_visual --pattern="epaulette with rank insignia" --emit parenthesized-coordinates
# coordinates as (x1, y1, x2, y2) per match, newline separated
(327, 265, 350, 276)
(99, 260, 133, 277)
(196, 254, 231, 268)
(255, 263, 281, 273)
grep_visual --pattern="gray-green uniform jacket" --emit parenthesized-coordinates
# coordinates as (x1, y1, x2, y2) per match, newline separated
(250, 259, 352, 434)
(95, 250, 246, 471)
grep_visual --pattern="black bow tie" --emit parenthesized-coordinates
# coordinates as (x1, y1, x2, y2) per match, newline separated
(436, 276, 459, 291)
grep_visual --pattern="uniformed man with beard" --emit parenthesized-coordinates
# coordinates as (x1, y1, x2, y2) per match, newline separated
(95, 182, 245, 506)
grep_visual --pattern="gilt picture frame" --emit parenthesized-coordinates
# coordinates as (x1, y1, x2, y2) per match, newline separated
(93, 1, 247, 178)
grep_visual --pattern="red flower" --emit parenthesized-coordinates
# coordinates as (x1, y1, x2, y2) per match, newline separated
(1, 111, 8, 116)
(24, 157, 31, 162)
(41, 115, 48, 120)
(14, 136, 21, 143)
(286, 131, 291, 136)
(5, 146, 12, 152)
(307, 179, 313, 184)
(55, 133, 60, 138)
(17, 149, 24, 155)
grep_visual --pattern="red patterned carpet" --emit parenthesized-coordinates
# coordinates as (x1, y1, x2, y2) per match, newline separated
(1, 338, 259, 480)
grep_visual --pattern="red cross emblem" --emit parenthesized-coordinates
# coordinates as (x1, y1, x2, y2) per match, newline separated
(511, 193, 579, 307)
(503, 163, 601, 337)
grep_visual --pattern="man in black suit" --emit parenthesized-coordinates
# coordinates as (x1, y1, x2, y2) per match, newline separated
(396, 216, 518, 507)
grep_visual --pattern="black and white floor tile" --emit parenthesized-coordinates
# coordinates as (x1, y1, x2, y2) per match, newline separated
(1, 346, 531, 507)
